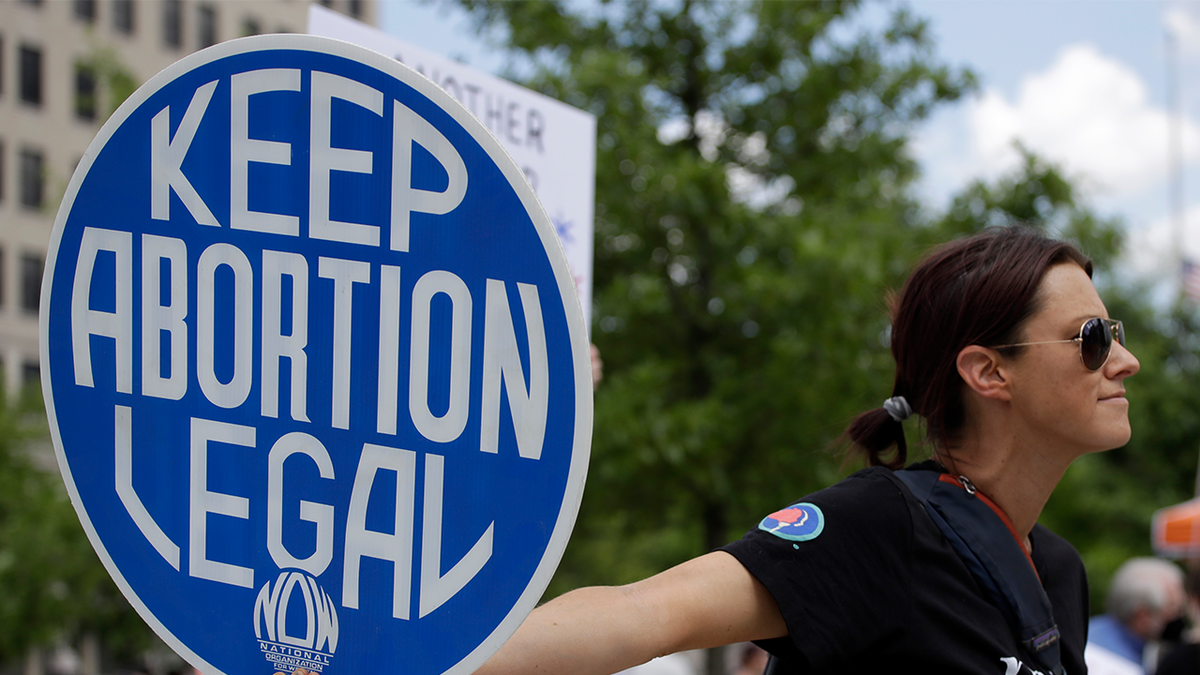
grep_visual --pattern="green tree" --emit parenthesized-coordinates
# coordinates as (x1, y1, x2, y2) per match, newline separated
(0, 383, 153, 668)
(454, 0, 1200, 659)
(78, 43, 140, 119)
(454, 0, 971, 629)
(939, 145, 1125, 270)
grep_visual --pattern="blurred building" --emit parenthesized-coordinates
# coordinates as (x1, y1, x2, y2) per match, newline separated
(0, 0, 376, 397)
(0, 2, 377, 674)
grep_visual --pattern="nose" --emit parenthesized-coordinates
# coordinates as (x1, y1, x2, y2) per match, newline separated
(1105, 340, 1140, 378)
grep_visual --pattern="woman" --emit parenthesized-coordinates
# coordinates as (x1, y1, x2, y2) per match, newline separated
(476, 226, 1139, 674)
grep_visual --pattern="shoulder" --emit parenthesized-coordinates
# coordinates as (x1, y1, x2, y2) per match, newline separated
(756, 467, 914, 543)
(722, 467, 920, 669)
(720, 466, 922, 601)
(733, 466, 912, 541)
(1087, 615, 1124, 641)
(1029, 524, 1083, 568)
(806, 466, 911, 513)
(1029, 523, 1087, 597)
(722, 467, 915, 581)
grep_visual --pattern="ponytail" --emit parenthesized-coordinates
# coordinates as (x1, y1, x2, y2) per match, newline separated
(845, 396, 911, 469)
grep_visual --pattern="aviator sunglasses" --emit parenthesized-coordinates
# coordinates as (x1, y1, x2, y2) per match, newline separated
(993, 317, 1125, 371)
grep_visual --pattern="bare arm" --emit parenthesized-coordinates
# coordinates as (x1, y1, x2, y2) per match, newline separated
(474, 551, 787, 675)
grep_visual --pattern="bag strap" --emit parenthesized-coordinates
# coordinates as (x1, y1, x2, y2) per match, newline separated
(894, 469, 1064, 675)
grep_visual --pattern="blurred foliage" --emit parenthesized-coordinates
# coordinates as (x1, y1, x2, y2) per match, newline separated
(940, 145, 1126, 272)
(453, 0, 975, 586)
(78, 43, 139, 119)
(452, 0, 1200, 622)
(0, 381, 154, 667)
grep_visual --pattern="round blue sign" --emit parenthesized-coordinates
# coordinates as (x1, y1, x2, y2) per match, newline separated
(40, 35, 591, 675)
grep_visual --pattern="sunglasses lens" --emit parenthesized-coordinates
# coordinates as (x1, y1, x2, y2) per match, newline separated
(1079, 318, 1112, 370)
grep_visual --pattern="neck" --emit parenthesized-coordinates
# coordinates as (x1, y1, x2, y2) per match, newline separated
(937, 441, 1073, 543)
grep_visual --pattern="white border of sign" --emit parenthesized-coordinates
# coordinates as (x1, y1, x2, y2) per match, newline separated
(40, 33, 592, 675)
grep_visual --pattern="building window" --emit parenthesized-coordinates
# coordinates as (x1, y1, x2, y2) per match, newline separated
(19, 149, 43, 210)
(19, 45, 42, 107)
(242, 17, 261, 37)
(0, 140, 5, 204)
(22, 362, 40, 389)
(349, 0, 364, 19)
(74, 0, 96, 23)
(197, 4, 217, 49)
(113, 0, 135, 35)
(75, 63, 98, 121)
(163, 0, 182, 49)
(20, 254, 42, 315)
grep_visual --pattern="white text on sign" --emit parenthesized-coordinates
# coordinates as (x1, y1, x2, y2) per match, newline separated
(151, 69, 468, 252)
(74, 229, 548, 618)
(69, 66, 553, 622)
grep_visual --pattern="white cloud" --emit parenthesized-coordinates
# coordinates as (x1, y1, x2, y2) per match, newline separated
(1120, 203, 1200, 304)
(967, 44, 1200, 199)
(1166, 5, 1200, 54)
(910, 105, 978, 208)
(911, 7, 1200, 300)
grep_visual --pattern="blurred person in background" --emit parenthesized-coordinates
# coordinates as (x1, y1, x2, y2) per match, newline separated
(1086, 557, 1185, 675)
(1154, 566, 1200, 675)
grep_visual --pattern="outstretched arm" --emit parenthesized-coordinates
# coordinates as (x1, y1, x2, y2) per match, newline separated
(474, 551, 787, 675)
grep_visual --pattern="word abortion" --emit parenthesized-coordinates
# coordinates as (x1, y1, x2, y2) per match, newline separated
(72, 228, 549, 456)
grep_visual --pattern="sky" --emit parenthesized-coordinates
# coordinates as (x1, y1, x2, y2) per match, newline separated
(906, 0, 1200, 286)
(377, 0, 1200, 288)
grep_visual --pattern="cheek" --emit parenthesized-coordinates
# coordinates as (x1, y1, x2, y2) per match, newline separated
(1022, 365, 1074, 403)
(1015, 364, 1093, 424)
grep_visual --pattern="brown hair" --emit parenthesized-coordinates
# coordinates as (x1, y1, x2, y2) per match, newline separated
(846, 226, 1092, 468)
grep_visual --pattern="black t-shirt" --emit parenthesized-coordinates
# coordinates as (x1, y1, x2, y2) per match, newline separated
(720, 466, 1089, 674)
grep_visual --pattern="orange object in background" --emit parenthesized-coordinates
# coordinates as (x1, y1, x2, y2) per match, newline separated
(1153, 498, 1200, 557)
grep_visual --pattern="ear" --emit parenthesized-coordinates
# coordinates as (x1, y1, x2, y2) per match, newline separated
(956, 345, 1012, 401)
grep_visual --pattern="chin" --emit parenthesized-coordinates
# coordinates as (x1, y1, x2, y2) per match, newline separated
(1095, 430, 1133, 453)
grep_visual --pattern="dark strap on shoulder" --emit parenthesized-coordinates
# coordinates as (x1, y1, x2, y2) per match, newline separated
(894, 469, 1063, 675)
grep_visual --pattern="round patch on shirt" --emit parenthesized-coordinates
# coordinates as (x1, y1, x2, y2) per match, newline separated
(758, 503, 825, 542)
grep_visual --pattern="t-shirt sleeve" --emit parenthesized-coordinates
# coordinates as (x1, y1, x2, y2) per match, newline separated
(719, 469, 914, 670)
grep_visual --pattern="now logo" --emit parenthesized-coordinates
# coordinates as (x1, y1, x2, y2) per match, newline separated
(254, 571, 339, 655)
